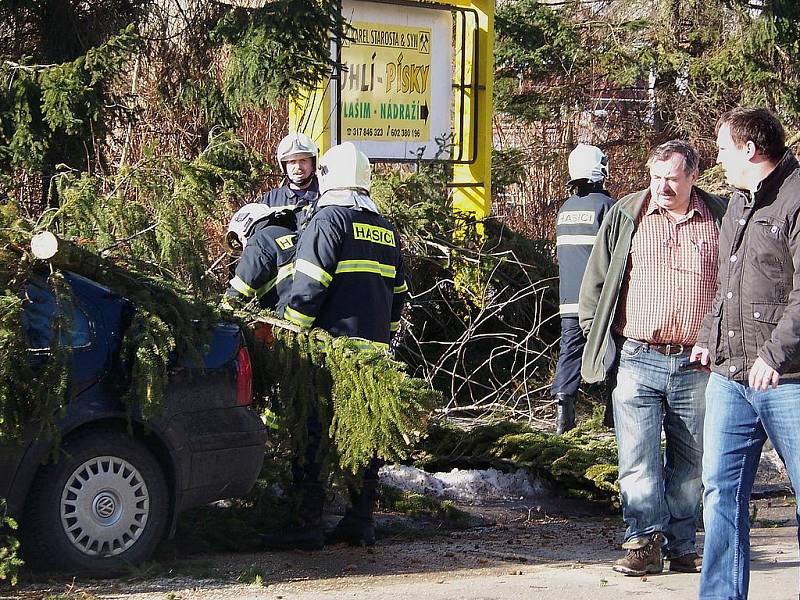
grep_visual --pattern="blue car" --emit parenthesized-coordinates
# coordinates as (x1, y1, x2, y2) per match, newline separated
(1, 271, 267, 575)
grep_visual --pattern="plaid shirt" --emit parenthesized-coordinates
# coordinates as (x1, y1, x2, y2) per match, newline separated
(613, 191, 719, 345)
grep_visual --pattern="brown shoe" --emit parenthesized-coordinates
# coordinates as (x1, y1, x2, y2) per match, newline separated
(612, 532, 664, 576)
(668, 552, 702, 573)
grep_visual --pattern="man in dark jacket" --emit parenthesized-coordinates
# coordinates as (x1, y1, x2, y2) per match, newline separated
(693, 107, 800, 600)
(552, 143, 616, 433)
(221, 203, 297, 312)
(263, 142, 407, 552)
(258, 132, 320, 231)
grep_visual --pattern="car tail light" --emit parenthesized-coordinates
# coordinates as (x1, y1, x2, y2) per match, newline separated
(236, 344, 253, 407)
(254, 322, 274, 345)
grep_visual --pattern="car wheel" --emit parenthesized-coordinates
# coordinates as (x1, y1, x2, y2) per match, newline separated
(22, 431, 169, 575)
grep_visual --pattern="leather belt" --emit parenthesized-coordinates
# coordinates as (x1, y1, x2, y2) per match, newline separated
(645, 342, 687, 356)
(617, 335, 690, 356)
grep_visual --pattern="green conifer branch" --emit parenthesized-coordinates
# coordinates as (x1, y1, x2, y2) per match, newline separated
(243, 315, 439, 476)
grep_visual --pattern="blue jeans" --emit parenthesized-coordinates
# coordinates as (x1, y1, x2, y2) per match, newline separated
(699, 374, 800, 600)
(613, 339, 707, 556)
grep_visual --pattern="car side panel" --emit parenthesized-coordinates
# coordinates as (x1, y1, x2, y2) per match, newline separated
(0, 443, 25, 514)
(159, 366, 267, 510)
(4, 402, 188, 531)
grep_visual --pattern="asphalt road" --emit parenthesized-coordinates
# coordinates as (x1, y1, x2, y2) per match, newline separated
(8, 497, 799, 600)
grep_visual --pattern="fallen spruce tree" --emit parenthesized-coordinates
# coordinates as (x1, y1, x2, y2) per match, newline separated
(4, 216, 438, 477)
(241, 313, 440, 476)
(0, 204, 440, 579)
(161, 409, 621, 558)
(415, 418, 620, 507)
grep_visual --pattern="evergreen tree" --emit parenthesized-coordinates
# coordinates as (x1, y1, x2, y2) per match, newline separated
(0, 8, 439, 578)
(494, 0, 800, 140)
(492, 0, 800, 242)
(0, 0, 345, 219)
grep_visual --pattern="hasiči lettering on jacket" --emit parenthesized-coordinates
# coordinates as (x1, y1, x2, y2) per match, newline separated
(340, 20, 432, 142)
(274, 234, 296, 251)
(353, 223, 396, 247)
(557, 210, 596, 225)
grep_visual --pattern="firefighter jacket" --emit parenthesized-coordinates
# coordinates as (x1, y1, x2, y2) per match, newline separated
(224, 223, 297, 311)
(556, 186, 616, 316)
(257, 178, 319, 232)
(284, 204, 407, 349)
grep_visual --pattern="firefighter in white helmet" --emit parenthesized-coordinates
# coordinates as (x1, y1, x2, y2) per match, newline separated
(258, 132, 320, 231)
(261, 143, 408, 552)
(552, 144, 616, 433)
(221, 203, 298, 312)
(284, 142, 405, 344)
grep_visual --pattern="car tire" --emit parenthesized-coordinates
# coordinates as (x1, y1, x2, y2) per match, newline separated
(22, 431, 169, 576)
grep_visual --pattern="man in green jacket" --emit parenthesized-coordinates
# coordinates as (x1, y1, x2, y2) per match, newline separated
(579, 140, 726, 577)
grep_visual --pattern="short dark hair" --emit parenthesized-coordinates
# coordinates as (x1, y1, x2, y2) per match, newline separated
(715, 107, 786, 162)
(647, 139, 699, 175)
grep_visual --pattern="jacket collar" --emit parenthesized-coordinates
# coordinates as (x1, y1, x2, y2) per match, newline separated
(283, 178, 320, 203)
(744, 149, 799, 206)
(317, 189, 380, 213)
(618, 186, 726, 224)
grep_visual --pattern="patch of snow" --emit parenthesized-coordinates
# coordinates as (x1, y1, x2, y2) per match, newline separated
(379, 464, 547, 503)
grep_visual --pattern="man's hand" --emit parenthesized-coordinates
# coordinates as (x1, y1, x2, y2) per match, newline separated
(690, 345, 710, 365)
(749, 357, 780, 390)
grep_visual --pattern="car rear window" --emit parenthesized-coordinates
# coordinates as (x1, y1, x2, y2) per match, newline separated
(22, 283, 92, 350)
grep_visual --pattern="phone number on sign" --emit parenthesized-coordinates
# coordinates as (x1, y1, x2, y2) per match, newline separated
(346, 127, 421, 138)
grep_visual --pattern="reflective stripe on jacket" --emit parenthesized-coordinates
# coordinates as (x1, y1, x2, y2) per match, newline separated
(225, 224, 297, 312)
(284, 204, 407, 345)
(556, 188, 616, 316)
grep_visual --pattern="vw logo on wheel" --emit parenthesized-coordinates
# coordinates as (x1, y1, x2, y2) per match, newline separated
(94, 493, 117, 519)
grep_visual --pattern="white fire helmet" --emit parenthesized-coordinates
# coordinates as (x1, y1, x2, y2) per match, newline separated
(317, 142, 371, 195)
(276, 132, 318, 174)
(223, 203, 290, 254)
(567, 143, 609, 185)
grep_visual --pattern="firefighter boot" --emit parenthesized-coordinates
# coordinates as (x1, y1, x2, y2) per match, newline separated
(325, 479, 378, 547)
(555, 393, 577, 434)
(260, 482, 325, 551)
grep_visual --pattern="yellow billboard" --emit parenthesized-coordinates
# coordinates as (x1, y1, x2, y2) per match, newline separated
(341, 21, 432, 142)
